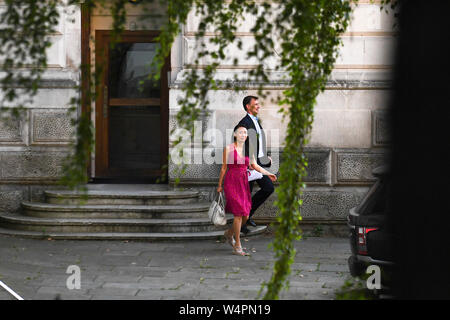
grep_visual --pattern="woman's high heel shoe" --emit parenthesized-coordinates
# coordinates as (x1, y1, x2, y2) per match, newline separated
(232, 246, 250, 256)
(224, 231, 235, 247)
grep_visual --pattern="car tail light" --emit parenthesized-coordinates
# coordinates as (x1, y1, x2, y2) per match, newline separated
(357, 227, 379, 255)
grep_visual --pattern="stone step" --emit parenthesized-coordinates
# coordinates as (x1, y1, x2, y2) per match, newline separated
(21, 201, 211, 219)
(0, 212, 233, 233)
(0, 225, 267, 241)
(45, 186, 200, 205)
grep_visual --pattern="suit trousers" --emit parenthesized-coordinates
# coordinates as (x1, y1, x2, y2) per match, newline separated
(249, 175, 274, 218)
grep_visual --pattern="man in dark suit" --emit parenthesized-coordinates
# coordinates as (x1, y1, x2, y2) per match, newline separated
(237, 95, 275, 234)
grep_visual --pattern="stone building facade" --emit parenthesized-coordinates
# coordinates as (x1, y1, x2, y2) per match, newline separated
(0, 1, 394, 235)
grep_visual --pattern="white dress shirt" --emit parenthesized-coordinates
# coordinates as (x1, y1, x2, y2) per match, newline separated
(247, 113, 264, 158)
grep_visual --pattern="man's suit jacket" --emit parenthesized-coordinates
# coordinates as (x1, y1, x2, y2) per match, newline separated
(237, 114, 271, 168)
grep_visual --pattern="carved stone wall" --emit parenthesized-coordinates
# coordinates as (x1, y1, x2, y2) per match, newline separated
(0, 5, 79, 212)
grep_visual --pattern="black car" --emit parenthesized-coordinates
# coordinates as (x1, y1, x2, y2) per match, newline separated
(347, 165, 397, 285)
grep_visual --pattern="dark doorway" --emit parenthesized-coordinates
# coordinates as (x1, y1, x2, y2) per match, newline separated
(94, 31, 169, 183)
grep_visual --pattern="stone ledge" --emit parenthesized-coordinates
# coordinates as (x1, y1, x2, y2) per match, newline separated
(170, 70, 393, 90)
(3, 79, 78, 89)
(0, 225, 267, 241)
(0, 179, 63, 185)
(256, 218, 348, 238)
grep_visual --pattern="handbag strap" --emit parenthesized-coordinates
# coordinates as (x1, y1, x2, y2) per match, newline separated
(217, 191, 224, 206)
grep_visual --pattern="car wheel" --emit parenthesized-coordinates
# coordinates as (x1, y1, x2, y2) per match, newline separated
(348, 256, 365, 277)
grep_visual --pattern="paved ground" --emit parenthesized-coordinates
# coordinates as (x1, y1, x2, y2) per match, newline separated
(0, 232, 351, 300)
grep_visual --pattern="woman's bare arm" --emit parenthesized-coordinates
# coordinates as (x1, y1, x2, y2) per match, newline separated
(250, 155, 277, 182)
(217, 146, 230, 192)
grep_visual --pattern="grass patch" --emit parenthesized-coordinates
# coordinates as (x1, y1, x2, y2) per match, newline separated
(335, 276, 378, 300)
(168, 283, 185, 290)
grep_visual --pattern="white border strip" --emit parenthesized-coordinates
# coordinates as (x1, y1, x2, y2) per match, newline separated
(0, 281, 24, 300)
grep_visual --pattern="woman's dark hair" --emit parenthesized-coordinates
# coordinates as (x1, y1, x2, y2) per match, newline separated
(232, 124, 249, 156)
(233, 124, 247, 141)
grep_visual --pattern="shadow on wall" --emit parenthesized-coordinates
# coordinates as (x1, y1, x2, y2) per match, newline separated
(388, 0, 450, 299)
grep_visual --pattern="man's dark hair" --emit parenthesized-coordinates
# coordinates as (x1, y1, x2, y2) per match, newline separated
(242, 95, 258, 111)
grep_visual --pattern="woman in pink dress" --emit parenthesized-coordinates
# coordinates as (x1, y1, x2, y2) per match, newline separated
(217, 125, 277, 256)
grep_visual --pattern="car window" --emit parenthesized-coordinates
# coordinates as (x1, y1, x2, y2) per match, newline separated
(357, 179, 389, 215)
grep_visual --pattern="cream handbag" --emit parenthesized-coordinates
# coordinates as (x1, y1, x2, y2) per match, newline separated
(208, 192, 227, 226)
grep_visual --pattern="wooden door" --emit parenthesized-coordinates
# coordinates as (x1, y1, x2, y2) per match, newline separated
(95, 31, 169, 182)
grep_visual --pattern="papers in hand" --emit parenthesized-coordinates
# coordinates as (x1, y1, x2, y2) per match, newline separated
(247, 169, 263, 181)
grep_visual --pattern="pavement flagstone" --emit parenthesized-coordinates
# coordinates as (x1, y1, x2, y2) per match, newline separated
(0, 232, 351, 300)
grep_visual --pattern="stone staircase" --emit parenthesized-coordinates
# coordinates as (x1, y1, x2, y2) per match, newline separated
(0, 184, 266, 240)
